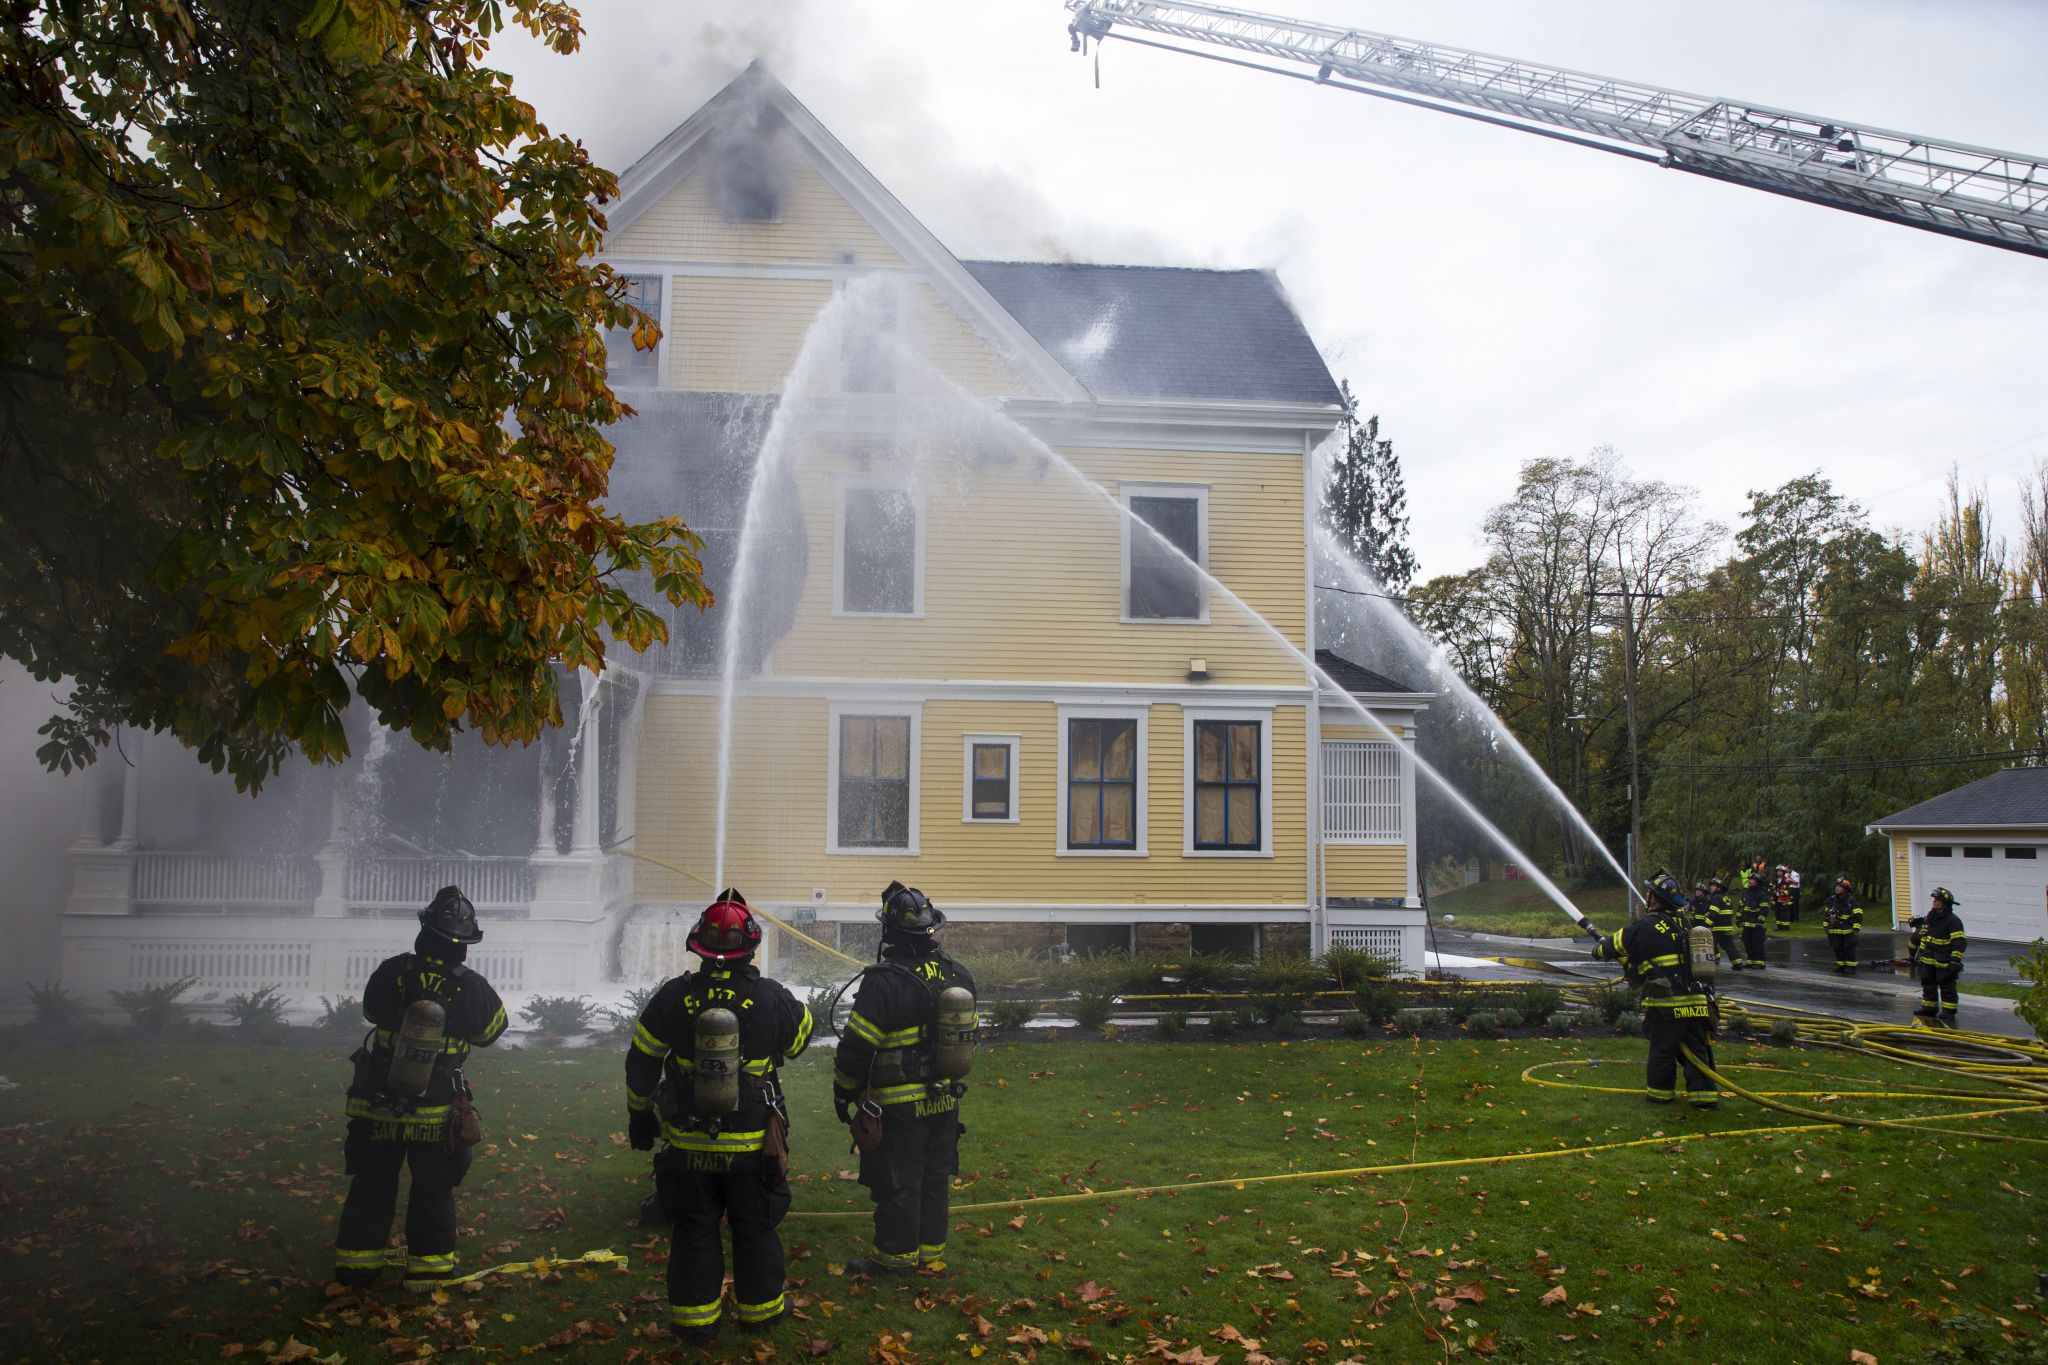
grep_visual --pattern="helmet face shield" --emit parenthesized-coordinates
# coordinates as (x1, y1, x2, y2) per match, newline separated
(420, 884, 483, 943)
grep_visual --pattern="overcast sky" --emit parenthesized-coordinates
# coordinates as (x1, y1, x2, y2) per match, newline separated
(494, 0, 2048, 580)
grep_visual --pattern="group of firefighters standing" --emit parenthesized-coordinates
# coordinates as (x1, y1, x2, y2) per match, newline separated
(331, 880, 974, 1345)
(330, 868, 1972, 1338)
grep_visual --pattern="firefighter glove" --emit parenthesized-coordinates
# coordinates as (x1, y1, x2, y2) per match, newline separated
(834, 1098, 852, 1125)
(628, 1108, 659, 1151)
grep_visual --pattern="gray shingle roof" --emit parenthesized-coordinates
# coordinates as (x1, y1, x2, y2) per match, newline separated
(1871, 767, 2048, 829)
(962, 261, 1345, 407)
(1315, 650, 1418, 696)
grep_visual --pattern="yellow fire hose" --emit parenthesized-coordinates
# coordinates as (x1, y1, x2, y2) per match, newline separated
(610, 847, 866, 968)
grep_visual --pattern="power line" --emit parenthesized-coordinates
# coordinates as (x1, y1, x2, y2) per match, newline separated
(1315, 581, 2041, 624)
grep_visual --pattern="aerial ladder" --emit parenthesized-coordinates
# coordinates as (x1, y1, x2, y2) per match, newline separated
(1065, 1, 2048, 259)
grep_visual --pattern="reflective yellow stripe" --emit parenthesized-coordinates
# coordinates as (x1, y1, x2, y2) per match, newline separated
(335, 1247, 386, 1266)
(670, 1301, 722, 1328)
(633, 1022, 668, 1058)
(1644, 954, 1682, 968)
(626, 1091, 654, 1112)
(918, 1243, 946, 1260)
(480, 1005, 507, 1041)
(736, 1292, 786, 1323)
(833, 1069, 863, 1092)
(346, 1098, 452, 1120)
(788, 1005, 815, 1057)
(846, 1011, 885, 1046)
(870, 1082, 936, 1106)
(662, 1125, 767, 1151)
(870, 1247, 917, 1268)
(408, 1252, 456, 1272)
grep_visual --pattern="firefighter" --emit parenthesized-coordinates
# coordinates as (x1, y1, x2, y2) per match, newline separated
(1772, 864, 1801, 931)
(1822, 874, 1862, 973)
(1909, 887, 1967, 1024)
(1703, 875, 1741, 970)
(1591, 871, 1718, 1108)
(626, 890, 813, 1343)
(1685, 880, 1711, 933)
(833, 881, 977, 1277)
(334, 886, 507, 1288)
(1735, 865, 1770, 970)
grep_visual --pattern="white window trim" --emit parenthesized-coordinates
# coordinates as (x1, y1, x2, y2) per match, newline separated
(1056, 705, 1148, 857)
(832, 476, 925, 619)
(605, 271, 670, 392)
(1321, 737, 1409, 846)
(826, 701, 921, 856)
(1183, 707, 1275, 859)
(961, 733, 1021, 824)
(1120, 481, 1209, 625)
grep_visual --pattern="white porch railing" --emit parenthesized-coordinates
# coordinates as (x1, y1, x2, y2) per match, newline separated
(129, 939, 315, 989)
(345, 856, 534, 911)
(133, 852, 316, 909)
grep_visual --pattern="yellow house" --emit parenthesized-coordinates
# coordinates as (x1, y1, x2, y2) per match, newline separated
(599, 66, 1430, 968)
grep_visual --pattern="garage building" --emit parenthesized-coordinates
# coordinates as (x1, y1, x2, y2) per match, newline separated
(1868, 767, 2048, 944)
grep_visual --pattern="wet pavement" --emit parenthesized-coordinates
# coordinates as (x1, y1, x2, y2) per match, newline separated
(1425, 923, 2036, 1041)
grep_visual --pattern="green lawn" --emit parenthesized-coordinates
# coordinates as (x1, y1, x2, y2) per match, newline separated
(1, 1029, 2043, 1364)
(1959, 981, 2030, 1000)
(1431, 881, 1843, 941)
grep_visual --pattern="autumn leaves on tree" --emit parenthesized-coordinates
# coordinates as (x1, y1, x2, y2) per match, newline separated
(0, 0, 709, 790)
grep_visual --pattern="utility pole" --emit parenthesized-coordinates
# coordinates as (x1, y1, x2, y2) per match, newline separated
(1591, 585, 1662, 889)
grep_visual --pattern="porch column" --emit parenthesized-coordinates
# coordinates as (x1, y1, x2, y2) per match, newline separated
(569, 684, 602, 855)
(313, 780, 350, 916)
(71, 763, 108, 849)
(533, 734, 556, 857)
(109, 732, 141, 850)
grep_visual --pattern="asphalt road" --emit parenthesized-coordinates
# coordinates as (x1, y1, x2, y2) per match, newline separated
(1426, 923, 2036, 1041)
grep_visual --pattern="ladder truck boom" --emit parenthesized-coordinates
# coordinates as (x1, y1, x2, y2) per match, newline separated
(1066, 0, 2048, 259)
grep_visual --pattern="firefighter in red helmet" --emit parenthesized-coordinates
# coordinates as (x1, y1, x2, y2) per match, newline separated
(625, 890, 813, 1343)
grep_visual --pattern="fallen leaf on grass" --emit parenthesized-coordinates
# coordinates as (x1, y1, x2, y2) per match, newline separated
(1538, 1287, 1568, 1308)
(800, 1340, 836, 1357)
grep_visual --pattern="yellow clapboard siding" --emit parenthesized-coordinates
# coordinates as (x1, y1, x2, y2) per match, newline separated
(1890, 834, 1912, 929)
(632, 694, 1309, 909)
(770, 445, 1308, 687)
(612, 153, 904, 267)
(1323, 844, 1408, 898)
(670, 276, 833, 393)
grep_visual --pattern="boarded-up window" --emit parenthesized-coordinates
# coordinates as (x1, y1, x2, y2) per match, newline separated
(969, 742, 1012, 821)
(1194, 720, 1261, 850)
(1067, 718, 1137, 849)
(839, 715, 911, 848)
(1323, 740, 1403, 842)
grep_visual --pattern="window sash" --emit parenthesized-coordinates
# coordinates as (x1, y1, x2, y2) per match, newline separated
(970, 742, 1011, 820)
(1067, 719, 1137, 849)
(605, 275, 661, 381)
(841, 486, 917, 614)
(1127, 494, 1202, 620)
(1322, 739, 1403, 842)
(1193, 720, 1261, 850)
(838, 716, 911, 848)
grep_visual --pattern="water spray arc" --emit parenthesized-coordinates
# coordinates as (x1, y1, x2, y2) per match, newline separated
(1311, 525, 1644, 906)
(703, 273, 1604, 944)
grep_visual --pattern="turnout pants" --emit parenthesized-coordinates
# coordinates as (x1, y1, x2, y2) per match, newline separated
(1827, 929, 1859, 969)
(657, 1158, 791, 1334)
(1712, 931, 1741, 967)
(1918, 966, 1960, 1018)
(859, 1101, 961, 1270)
(1740, 924, 1768, 969)
(1643, 1000, 1717, 1107)
(334, 1120, 473, 1282)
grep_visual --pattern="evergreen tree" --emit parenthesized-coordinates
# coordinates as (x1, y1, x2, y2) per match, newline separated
(1321, 382, 1418, 596)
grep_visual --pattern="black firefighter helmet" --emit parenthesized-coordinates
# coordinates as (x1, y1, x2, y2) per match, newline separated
(420, 885, 483, 944)
(878, 880, 945, 941)
(1642, 869, 1686, 914)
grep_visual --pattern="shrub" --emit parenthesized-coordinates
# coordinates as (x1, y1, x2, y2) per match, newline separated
(1614, 1011, 1644, 1035)
(317, 995, 365, 1034)
(225, 985, 288, 1030)
(1510, 983, 1564, 1027)
(521, 995, 596, 1037)
(1770, 1018, 1801, 1043)
(1155, 1010, 1189, 1040)
(1171, 951, 1243, 995)
(1319, 944, 1397, 990)
(1098, 1021, 1120, 1043)
(1399, 1007, 1448, 1032)
(1464, 1010, 1498, 1036)
(28, 981, 86, 1029)
(1353, 979, 1403, 1026)
(1071, 990, 1116, 1032)
(2012, 939, 2048, 1043)
(1208, 1007, 1242, 1038)
(1497, 1008, 1525, 1029)
(988, 998, 1037, 1035)
(1115, 952, 1176, 995)
(603, 985, 660, 1039)
(1270, 1009, 1302, 1039)
(1442, 989, 1487, 1024)
(955, 949, 1047, 1002)
(1584, 982, 1639, 1024)
(110, 977, 196, 1029)
(1337, 1010, 1375, 1038)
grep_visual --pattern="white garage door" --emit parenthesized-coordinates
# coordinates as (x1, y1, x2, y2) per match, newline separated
(1913, 841, 2048, 943)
